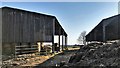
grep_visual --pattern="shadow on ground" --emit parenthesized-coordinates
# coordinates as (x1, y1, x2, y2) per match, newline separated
(34, 49, 79, 68)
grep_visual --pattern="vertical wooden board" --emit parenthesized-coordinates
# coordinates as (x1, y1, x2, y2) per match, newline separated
(45, 17, 49, 41)
(25, 12, 28, 42)
(2, 9, 8, 42)
(14, 10, 19, 43)
(16, 10, 19, 42)
(7, 9, 11, 42)
(34, 14, 42, 42)
(19, 11, 22, 42)
(42, 15, 46, 41)
(34, 14, 38, 41)
(10, 9, 14, 42)
(12, 10, 15, 42)
(118, 15, 120, 39)
(30, 13, 34, 42)
(25, 12, 29, 42)
(43, 15, 46, 41)
(16, 10, 20, 42)
(13, 10, 16, 42)
(22, 11, 26, 42)
(20, 11, 23, 42)
(36, 15, 41, 41)
(33, 13, 37, 42)
(22, 11, 27, 42)
(21, 11, 24, 42)
(14, 10, 17, 42)
(42, 15, 47, 42)
(38, 14, 41, 41)
(4, 9, 7, 42)
(39, 15, 42, 42)
(2, 8, 5, 42)
(47, 17, 52, 42)
(28, 12, 31, 42)
(13, 10, 15, 42)
(27, 12, 30, 42)
(4, 8, 8, 42)
(27, 13, 30, 42)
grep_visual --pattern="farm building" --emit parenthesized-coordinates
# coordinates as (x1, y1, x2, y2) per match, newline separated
(1, 7, 67, 60)
(86, 14, 120, 43)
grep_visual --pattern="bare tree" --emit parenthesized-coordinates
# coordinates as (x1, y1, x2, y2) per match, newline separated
(77, 31, 86, 45)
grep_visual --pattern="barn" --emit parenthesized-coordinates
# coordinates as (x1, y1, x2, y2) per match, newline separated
(1, 7, 67, 60)
(86, 14, 120, 43)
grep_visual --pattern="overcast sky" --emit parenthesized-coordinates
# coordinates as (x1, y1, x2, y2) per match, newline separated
(1, 2, 118, 45)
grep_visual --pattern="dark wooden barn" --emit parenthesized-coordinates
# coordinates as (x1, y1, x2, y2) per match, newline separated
(86, 14, 120, 43)
(1, 7, 67, 60)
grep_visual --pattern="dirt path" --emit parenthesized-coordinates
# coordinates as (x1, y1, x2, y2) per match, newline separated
(34, 49, 79, 67)
(2, 46, 80, 68)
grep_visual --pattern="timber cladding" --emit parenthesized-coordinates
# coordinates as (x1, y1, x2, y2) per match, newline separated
(2, 7, 54, 43)
(1, 7, 68, 58)
(86, 14, 120, 42)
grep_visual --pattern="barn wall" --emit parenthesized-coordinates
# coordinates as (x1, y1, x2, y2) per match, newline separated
(2, 7, 53, 43)
(105, 18, 118, 41)
(1, 7, 67, 59)
(118, 15, 120, 39)
(86, 21, 103, 42)
(86, 15, 120, 42)
(2, 7, 55, 59)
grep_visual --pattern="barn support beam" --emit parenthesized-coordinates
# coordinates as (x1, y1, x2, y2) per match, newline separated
(62, 32, 64, 51)
(52, 36, 54, 53)
(62, 35, 63, 51)
(37, 42, 43, 53)
(58, 35, 60, 51)
(65, 36, 67, 50)
(52, 18, 55, 53)
(58, 27, 61, 51)
(103, 29, 105, 42)
(40, 42, 43, 52)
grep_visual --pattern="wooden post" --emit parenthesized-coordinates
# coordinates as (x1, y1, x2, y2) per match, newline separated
(58, 27, 61, 51)
(103, 25, 106, 43)
(37, 42, 40, 53)
(65, 36, 67, 50)
(52, 18, 55, 53)
(62, 31, 64, 51)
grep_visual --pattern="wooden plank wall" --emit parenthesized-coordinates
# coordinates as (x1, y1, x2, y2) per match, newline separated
(86, 15, 120, 42)
(2, 7, 53, 43)
(105, 16, 119, 41)
(119, 15, 120, 39)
